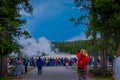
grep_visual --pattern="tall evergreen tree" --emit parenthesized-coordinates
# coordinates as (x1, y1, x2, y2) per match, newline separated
(0, 0, 32, 76)
(72, 0, 120, 76)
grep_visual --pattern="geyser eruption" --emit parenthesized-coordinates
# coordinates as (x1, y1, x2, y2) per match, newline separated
(18, 37, 55, 57)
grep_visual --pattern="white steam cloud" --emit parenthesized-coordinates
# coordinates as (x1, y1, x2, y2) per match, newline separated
(18, 37, 55, 57)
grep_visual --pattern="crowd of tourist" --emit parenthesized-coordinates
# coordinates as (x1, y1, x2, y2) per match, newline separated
(7, 56, 114, 67)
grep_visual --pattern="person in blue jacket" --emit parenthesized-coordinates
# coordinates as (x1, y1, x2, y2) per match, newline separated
(36, 57, 44, 75)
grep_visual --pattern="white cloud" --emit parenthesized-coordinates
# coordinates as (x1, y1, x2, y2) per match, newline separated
(20, 10, 31, 16)
(72, 6, 83, 10)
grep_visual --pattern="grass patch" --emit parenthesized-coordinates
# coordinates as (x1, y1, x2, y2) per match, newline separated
(90, 76, 111, 80)
(0, 77, 6, 80)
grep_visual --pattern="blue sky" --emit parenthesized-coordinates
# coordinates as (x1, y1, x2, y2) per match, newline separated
(21, 0, 87, 42)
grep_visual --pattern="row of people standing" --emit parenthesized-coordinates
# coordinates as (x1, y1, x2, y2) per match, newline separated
(8, 57, 78, 67)
(8, 57, 36, 66)
(42, 57, 77, 67)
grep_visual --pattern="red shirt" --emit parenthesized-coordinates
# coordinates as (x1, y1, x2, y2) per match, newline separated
(76, 52, 90, 69)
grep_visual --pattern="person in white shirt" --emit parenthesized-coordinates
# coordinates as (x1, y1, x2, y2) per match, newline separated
(113, 45, 120, 80)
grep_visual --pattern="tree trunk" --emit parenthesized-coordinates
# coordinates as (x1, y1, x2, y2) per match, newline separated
(0, 54, 8, 76)
(93, 39, 98, 75)
(101, 47, 107, 76)
(93, 49, 98, 75)
(100, 31, 107, 76)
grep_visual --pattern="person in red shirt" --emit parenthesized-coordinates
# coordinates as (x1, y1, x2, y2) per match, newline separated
(76, 49, 90, 80)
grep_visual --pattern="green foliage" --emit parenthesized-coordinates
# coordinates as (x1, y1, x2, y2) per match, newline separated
(0, 0, 33, 55)
(73, 0, 120, 53)
(53, 40, 94, 55)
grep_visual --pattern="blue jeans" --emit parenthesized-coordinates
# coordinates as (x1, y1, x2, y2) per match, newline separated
(38, 66, 42, 75)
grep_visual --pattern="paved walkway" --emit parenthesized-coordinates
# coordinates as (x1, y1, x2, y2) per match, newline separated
(13, 66, 94, 80)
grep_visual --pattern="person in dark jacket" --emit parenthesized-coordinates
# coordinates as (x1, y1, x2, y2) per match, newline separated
(36, 57, 44, 75)
(23, 58, 28, 73)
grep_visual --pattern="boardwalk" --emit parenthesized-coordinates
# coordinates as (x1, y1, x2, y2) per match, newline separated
(13, 66, 94, 80)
